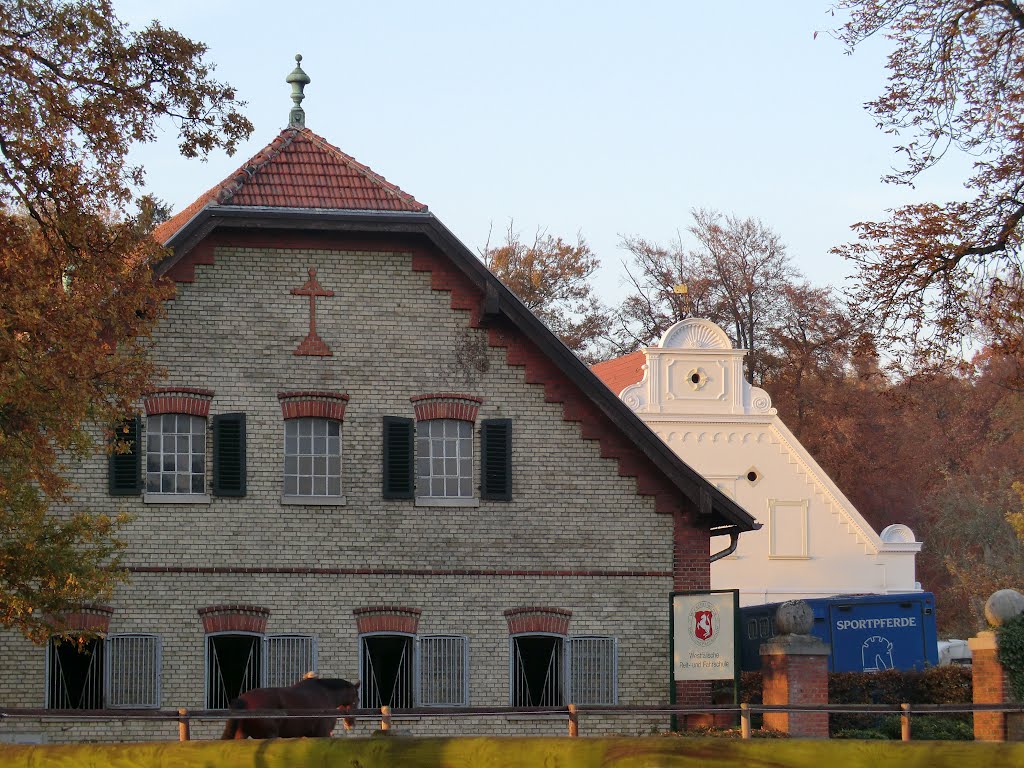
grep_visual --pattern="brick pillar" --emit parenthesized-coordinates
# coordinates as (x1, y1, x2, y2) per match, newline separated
(673, 511, 712, 722)
(760, 635, 830, 738)
(969, 631, 1023, 741)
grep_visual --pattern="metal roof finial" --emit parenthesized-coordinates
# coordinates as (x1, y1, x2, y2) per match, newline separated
(287, 54, 311, 128)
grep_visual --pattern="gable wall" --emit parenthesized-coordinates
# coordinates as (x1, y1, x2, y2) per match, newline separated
(0, 235, 712, 741)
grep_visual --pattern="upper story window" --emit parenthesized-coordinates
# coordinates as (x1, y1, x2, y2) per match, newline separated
(383, 394, 511, 506)
(138, 388, 219, 503)
(278, 392, 348, 505)
(284, 418, 342, 498)
(147, 413, 206, 495)
(416, 418, 473, 499)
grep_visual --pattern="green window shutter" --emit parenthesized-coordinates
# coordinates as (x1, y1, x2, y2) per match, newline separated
(213, 413, 246, 497)
(108, 415, 141, 496)
(480, 419, 512, 501)
(383, 416, 414, 499)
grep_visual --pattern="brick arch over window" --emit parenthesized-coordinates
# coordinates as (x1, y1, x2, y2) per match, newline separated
(410, 394, 482, 422)
(145, 388, 214, 417)
(503, 607, 572, 635)
(197, 605, 271, 634)
(51, 604, 114, 634)
(277, 391, 349, 420)
(353, 606, 422, 635)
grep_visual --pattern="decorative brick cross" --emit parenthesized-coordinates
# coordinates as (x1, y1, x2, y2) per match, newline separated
(291, 267, 334, 356)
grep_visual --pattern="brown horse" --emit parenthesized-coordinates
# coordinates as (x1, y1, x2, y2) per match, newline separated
(221, 677, 360, 739)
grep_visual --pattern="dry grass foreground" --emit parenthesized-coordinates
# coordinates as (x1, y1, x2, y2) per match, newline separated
(4, 736, 1024, 767)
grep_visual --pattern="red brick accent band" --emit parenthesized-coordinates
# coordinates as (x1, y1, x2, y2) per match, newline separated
(131, 566, 671, 578)
(410, 393, 483, 422)
(50, 605, 114, 634)
(352, 606, 422, 635)
(503, 607, 572, 635)
(277, 391, 350, 421)
(145, 388, 214, 417)
(197, 605, 271, 634)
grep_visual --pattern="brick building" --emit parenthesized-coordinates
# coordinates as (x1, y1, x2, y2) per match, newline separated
(0, 63, 756, 743)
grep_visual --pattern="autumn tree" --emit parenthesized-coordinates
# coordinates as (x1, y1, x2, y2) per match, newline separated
(833, 1, 1024, 358)
(616, 209, 797, 383)
(482, 225, 611, 363)
(0, 0, 251, 641)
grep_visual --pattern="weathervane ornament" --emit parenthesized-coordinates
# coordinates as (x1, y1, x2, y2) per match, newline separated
(287, 54, 310, 128)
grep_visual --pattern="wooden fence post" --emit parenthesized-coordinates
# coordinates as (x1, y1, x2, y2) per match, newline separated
(901, 703, 911, 742)
(380, 705, 392, 733)
(740, 703, 751, 739)
(568, 703, 579, 737)
(177, 707, 190, 742)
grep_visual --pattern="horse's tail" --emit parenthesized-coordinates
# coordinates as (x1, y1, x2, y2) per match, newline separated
(221, 698, 247, 739)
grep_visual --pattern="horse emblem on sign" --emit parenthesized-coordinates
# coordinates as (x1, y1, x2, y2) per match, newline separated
(688, 600, 719, 647)
(695, 610, 714, 641)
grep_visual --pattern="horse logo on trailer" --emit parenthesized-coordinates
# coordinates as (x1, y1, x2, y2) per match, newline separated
(688, 601, 718, 646)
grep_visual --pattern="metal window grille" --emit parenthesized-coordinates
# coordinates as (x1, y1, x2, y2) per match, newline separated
(146, 414, 206, 494)
(570, 636, 617, 705)
(265, 634, 317, 688)
(418, 635, 468, 707)
(359, 634, 414, 708)
(415, 419, 473, 498)
(206, 633, 262, 709)
(46, 638, 104, 710)
(283, 418, 342, 497)
(510, 634, 564, 707)
(105, 634, 161, 708)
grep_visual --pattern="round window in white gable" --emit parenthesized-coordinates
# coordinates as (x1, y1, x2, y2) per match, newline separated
(687, 367, 708, 391)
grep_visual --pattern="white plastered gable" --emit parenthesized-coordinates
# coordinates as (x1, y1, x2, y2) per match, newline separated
(618, 318, 921, 606)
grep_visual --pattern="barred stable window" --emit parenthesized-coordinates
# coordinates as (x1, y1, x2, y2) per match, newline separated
(415, 419, 472, 499)
(206, 633, 262, 709)
(570, 636, 617, 705)
(284, 418, 341, 498)
(147, 414, 206, 494)
(510, 634, 565, 707)
(359, 634, 414, 709)
(205, 633, 317, 708)
(46, 637, 104, 709)
(105, 634, 162, 708)
(418, 635, 469, 707)
(265, 635, 317, 688)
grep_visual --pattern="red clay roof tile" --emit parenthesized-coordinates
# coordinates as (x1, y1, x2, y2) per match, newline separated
(590, 350, 646, 395)
(153, 127, 426, 245)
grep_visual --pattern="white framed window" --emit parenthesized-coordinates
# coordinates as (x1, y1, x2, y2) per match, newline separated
(146, 414, 207, 498)
(415, 419, 473, 501)
(105, 634, 162, 708)
(283, 418, 343, 502)
(768, 499, 810, 558)
(570, 635, 617, 705)
(510, 633, 565, 706)
(418, 635, 469, 707)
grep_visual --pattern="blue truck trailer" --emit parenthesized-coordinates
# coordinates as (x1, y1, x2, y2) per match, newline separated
(739, 592, 939, 672)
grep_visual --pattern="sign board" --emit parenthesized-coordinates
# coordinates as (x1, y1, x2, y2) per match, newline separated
(670, 590, 739, 681)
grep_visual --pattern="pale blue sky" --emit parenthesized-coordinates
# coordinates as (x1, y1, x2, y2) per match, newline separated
(116, 1, 969, 303)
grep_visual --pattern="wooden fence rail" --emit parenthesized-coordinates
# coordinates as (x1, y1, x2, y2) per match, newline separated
(3, 701, 1023, 741)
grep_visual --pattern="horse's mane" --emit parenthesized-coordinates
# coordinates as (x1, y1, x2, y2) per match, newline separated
(304, 677, 356, 690)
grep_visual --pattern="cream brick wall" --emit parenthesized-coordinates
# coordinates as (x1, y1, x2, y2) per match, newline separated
(0, 244, 688, 743)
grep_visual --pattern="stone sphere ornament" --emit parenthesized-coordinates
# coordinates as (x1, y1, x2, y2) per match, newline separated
(985, 589, 1024, 627)
(774, 600, 814, 635)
